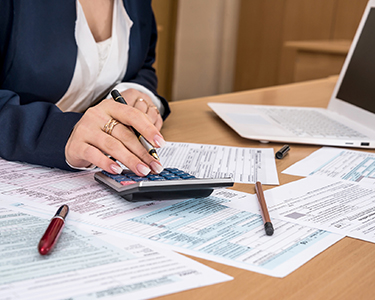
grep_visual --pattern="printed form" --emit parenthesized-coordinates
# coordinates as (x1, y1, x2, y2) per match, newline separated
(283, 147, 375, 186)
(0, 159, 341, 277)
(0, 201, 231, 300)
(0, 158, 81, 191)
(227, 147, 375, 245)
(227, 176, 375, 244)
(158, 142, 279, 184)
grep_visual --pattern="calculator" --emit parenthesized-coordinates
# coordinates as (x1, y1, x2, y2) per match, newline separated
(94, 167, 234, 201)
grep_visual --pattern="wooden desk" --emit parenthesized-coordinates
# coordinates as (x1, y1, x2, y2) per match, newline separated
(157, 77, 375, 299)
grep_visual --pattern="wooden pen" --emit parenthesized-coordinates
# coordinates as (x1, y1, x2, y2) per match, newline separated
(255, 181, 274, 236)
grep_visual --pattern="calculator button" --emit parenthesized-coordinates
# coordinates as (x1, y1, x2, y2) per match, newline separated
(164, 175, 181, 180)
(164, 168, 180, 172)
(180, 174, 195, 179)
(131, 177, 149, 182)
(178, 172, 190, 176)
(123, 171, 137, 177)
(126, 174, 139, 178)
(147, 175, 165, 181)
(173, 171, 186, 175)
(120, 181, 136, 186)
(114, 176, 133, 183)
(102, 172, 119, 179)
(103, 174, 129, 182)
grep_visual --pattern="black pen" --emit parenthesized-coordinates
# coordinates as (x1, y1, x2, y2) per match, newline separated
(110, 89, 159, 160)
(275, 145, 290, 159)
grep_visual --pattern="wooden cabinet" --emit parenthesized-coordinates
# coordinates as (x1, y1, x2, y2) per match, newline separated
(234, 0, 368, 91)
(284, 39, 351, 82)
(151, 0, 178, 101)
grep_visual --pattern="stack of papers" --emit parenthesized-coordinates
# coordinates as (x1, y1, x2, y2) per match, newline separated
(3, 143, 374, 299)
(228, 147, 375, 243)
(0, 202, 231, 300)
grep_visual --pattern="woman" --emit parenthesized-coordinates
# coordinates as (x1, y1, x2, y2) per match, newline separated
(0, 0, 170, 177)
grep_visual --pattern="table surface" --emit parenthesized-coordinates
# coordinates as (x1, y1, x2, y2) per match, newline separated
(156, 77, 375, 299)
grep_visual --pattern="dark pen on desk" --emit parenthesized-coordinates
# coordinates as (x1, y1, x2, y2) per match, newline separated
(275, 144, 290, 159)
(111, 89, 160, 160)
(255, 181, 274, 236)
(38, 205, 69, 255)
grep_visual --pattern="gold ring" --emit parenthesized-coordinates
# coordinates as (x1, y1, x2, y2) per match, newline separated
(135, 97, 146, 104)
(150, 105, 160, 115)
(135, 97, 149, 113)
(103, 118, 119, 135)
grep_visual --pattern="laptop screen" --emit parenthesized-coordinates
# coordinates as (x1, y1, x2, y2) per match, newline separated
(336, 8, 375, 114)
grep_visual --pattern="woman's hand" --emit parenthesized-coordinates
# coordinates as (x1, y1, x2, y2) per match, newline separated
(121, 89, 163, 130)
(65, 98, 166, 176)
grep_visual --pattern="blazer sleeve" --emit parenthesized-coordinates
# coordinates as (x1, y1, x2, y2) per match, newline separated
(0, 0, 169, 170)
(0, 90, 82, 170)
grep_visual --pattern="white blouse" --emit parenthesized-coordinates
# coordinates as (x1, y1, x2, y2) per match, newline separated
(56, 0, 163, 114)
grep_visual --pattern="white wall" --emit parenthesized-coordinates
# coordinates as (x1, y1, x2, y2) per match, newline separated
(172, 0, 240, 101)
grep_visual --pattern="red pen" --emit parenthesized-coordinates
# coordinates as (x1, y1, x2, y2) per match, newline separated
(38, 205, 69, 255)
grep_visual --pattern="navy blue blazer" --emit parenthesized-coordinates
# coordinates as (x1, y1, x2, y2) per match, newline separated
(0, 0, 170, 170)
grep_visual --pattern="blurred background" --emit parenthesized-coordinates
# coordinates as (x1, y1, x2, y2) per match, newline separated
(152, 0, 367, 101)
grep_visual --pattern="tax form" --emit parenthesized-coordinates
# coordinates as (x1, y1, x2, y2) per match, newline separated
(0, 201, 231, 300)
(0, 158, 78, 191)
(0, 157, 341, 277)
(283, 147, 375, 186)
(158, 142, 279, 185)
(228, 147, 375, 244)
(227, 176, 375, 244)
(103, 189, 342, 278)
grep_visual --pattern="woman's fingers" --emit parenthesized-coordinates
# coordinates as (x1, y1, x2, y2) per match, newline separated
(108, 100, 166, 148)
(143, 104, 162, 130)
(108, 123, 164, 174)
(134, 97, 150, 113)
(65, 99, 165, 176)
(120, 89, 163, 128)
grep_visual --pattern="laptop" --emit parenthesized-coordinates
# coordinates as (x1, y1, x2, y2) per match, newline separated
(209, 0, 375, 149)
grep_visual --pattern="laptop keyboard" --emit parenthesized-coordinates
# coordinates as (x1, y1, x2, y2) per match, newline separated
(260, 108, 367, 138)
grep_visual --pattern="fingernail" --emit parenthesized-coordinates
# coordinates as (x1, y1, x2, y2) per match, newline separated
(150, 161, 164, 174)
(154, 135, 166, 148)
(110, 164, 123, 174)
(137, 164, 151, 176)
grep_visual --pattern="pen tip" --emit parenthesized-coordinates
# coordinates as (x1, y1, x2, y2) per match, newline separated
(150, 150, 160, 160)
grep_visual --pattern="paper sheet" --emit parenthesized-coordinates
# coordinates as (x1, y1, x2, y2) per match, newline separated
(0, 158, 80, 191)
(100, 189, 342, 277)
(158, 142, 279, 185)
(283, 147, 375, 186)
(0, 201, 232, 300)
(0, 166, 341, 277)
(226, 176, 375, 244)
(0, 158, 342, 277)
